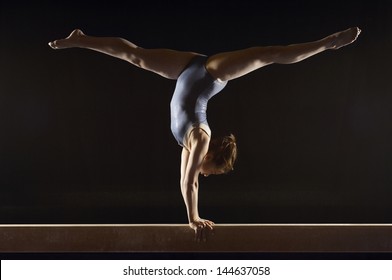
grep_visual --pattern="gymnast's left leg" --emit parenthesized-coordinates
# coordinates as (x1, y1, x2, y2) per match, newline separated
(206, 27, 361, 82)
(49, 29, 199, 79)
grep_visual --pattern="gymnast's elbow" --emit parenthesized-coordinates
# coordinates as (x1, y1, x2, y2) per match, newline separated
(181, 180, 199, 193)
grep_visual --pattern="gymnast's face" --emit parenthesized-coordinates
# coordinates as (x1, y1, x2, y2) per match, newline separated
(200, 155, 225, 177)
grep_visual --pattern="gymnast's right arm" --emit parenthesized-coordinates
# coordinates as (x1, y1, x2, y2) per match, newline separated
(180, 129, 214, 241)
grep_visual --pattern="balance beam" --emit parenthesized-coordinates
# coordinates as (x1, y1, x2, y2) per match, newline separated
(1, 224, 391, 252)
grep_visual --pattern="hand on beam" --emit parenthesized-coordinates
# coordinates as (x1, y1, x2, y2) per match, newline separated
(189, 218, 215, 242)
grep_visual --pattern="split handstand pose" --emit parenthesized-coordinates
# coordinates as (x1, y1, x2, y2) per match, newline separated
(49, 27, 360, 240)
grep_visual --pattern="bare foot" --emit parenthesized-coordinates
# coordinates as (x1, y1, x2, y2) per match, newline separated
(327, 27, 361, 50)
(48, 29, 85, 49)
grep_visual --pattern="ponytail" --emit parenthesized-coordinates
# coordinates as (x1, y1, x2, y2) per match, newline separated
(208, 134, 238, 173)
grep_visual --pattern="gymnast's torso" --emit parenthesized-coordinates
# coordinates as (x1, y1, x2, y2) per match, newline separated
(170, 55, 228, 150)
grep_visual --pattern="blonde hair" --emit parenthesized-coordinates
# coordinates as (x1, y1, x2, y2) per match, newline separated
(208, 134, 237, 173)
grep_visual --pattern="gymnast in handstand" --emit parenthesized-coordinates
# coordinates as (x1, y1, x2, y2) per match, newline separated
(49, 27, 360, 240)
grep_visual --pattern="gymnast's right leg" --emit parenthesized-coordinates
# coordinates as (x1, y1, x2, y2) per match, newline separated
(49, 29, 199, 80)
(205, 27, 361, 82)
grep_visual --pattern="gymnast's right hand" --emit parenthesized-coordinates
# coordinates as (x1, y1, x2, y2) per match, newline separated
(189, 218, 215, 242)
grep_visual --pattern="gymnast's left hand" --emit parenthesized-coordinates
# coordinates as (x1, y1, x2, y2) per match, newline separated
(189, 218, 215, 242)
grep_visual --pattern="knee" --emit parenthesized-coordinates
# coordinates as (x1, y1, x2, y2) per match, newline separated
(125, 47, 143, 67)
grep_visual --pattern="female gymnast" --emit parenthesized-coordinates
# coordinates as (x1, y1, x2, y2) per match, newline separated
(49, 27, 360, 240)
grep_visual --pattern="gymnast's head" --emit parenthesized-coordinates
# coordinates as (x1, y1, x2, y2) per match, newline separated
(200, 134, 237, 177)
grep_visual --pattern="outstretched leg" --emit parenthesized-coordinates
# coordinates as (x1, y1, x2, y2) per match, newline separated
(49, 29, 199, 79)
(206, 27, 361, 82)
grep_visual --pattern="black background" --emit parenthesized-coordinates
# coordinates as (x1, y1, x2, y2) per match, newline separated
(1, 0, 391, 224)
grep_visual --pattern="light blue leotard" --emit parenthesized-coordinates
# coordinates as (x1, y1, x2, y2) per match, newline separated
(170, 55, 228, 148)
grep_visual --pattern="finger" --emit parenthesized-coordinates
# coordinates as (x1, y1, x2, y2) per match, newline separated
(194, 228, 199, 242)
(204, 221, 214, 230)
(201, 227, 207, 242)
(207, 225, 215, 237)
(196, 226, 204, 242)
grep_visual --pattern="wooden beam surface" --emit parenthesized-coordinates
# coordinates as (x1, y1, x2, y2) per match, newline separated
(1, 224, 391, 252)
